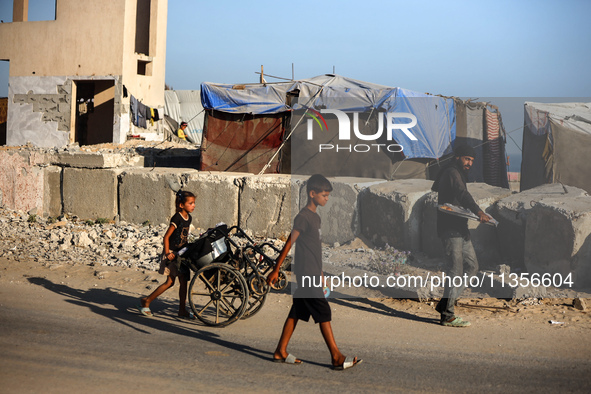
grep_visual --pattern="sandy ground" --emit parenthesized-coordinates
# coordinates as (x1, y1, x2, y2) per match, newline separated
(2, 256, 591, 393)
(2, 256, 589, 330)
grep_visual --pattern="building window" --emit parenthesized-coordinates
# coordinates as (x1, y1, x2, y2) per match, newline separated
(135, 0, 151, 56)
(27, 0, 57, 21)
(137, 60, 152, 76)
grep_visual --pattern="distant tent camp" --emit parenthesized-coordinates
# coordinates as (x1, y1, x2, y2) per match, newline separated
(200, 74, 509, 187)
(163, 90, 205, 144)
(521, 102, 591, 193)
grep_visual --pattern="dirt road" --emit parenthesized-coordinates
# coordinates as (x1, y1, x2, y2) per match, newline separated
(1, 258, 590, 393)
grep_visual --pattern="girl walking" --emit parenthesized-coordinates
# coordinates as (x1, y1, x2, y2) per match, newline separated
(139, 190, 196, 318)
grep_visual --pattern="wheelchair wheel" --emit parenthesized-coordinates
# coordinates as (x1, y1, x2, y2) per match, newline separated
(270, 270, 288, 292)
(188, 263, 248, 327)
(241, 275, 268, 319)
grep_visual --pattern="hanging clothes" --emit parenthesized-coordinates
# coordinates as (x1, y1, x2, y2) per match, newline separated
(130, 94, 160, 129)
(130, 95, 139, 126)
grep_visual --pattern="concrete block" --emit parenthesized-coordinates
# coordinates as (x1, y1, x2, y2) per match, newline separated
(359, 179, 432, 251)
(306, 177, 386, 246)
(63, 168, 122, 221)
(52, 151, 144, 168)
(239, 174, 293, 239)
(422, 183, 512, 268)
(119, 168, 199, 226)
(288, 175, 308, 226)
(0, 149, 44, 214)
(43, 166, 62, 218)
(494, 184, 588, 265)
(524, 192, 591, 289)
(184, 172, 243, 230)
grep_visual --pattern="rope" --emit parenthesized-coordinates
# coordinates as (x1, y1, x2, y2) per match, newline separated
(257, 84, 328, 175)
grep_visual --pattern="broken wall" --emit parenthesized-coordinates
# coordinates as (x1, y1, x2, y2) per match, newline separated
(0, 0, 168, 148)
(1, 146, 591, 290)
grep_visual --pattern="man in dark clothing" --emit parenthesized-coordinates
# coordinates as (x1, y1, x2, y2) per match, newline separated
(432, 144, 489, 327)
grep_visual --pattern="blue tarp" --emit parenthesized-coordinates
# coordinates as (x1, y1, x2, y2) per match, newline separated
(200, 75, 456, 159)
(200, 83, 291, 114)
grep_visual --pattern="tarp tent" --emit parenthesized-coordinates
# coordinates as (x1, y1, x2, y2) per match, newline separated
(163, 90, 205, 144)
(200, 74, 509, 186)
(453, 100, 509, 188)
(521, 102, 591, 193)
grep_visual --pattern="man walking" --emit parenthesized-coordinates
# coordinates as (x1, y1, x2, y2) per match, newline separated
(432, 144, 489, 327)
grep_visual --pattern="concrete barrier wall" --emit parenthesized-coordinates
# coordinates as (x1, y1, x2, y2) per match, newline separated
(63, 167, 122, 221)
(0, 149, 47, 215)
(239, 174, 293, 239)
(119, 168, 199, 226)
(185, 172, 243, 231)
(297, 177, 387, 246)
(521, 187, 591, 288)
(43, 165, 62, 218)
(3, 147, 591, 288)
(359, 179, 432, 251)
(493, 184, 589, 265)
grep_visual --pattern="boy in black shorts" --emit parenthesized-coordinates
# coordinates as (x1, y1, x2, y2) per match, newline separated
(267, 174, 362, 370)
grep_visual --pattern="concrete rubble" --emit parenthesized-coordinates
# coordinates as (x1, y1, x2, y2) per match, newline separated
(0, 207, 285, 273)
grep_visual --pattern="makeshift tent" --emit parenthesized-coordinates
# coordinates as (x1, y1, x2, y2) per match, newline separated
(163, 90, 205, 144)
(521, 102, 591, 193)
(453, 100, 509, 188)
(200, 74, 509, 186)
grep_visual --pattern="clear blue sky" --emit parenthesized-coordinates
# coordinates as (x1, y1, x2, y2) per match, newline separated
(2, 0, 590, 164)
(166, 0, 591, 97)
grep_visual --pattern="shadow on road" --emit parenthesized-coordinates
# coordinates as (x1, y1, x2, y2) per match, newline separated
(330, 297, 439, 325)
(26, 277, 273, 362)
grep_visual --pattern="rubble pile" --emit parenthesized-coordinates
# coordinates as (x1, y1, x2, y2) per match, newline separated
(0, 207, 165, 270)
(0, 207, 284, 272)
(0, 206, 407, 277)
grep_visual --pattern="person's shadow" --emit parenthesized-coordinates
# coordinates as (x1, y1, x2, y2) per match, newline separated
(26, 277, 271, 361)
(327, 291, 439, 325)
(279, 279, 439, 325)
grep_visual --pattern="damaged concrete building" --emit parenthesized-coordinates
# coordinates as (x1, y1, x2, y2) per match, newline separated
(0, 0, 168, 147)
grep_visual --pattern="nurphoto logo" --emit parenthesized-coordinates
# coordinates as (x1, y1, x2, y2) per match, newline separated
(304, 107, 418, 153)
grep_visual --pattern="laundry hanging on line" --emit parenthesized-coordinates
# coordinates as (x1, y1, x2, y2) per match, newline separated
(130, 94, 161, 129)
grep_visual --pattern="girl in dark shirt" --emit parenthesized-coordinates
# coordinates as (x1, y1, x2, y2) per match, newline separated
(139, 190, 196, 318)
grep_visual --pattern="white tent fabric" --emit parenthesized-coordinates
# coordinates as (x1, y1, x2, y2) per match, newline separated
(164, 90, 204, 145)
(525, 102, 591, 135)
(521, 102, 591, 193)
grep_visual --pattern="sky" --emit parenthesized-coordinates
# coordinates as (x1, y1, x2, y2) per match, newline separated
(2, 0, 590, 169)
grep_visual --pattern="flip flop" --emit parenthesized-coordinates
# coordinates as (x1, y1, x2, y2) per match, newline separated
(333, 356, 362, 370)
(273, 354, 303, 364)
(137, 305, 153, 317)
